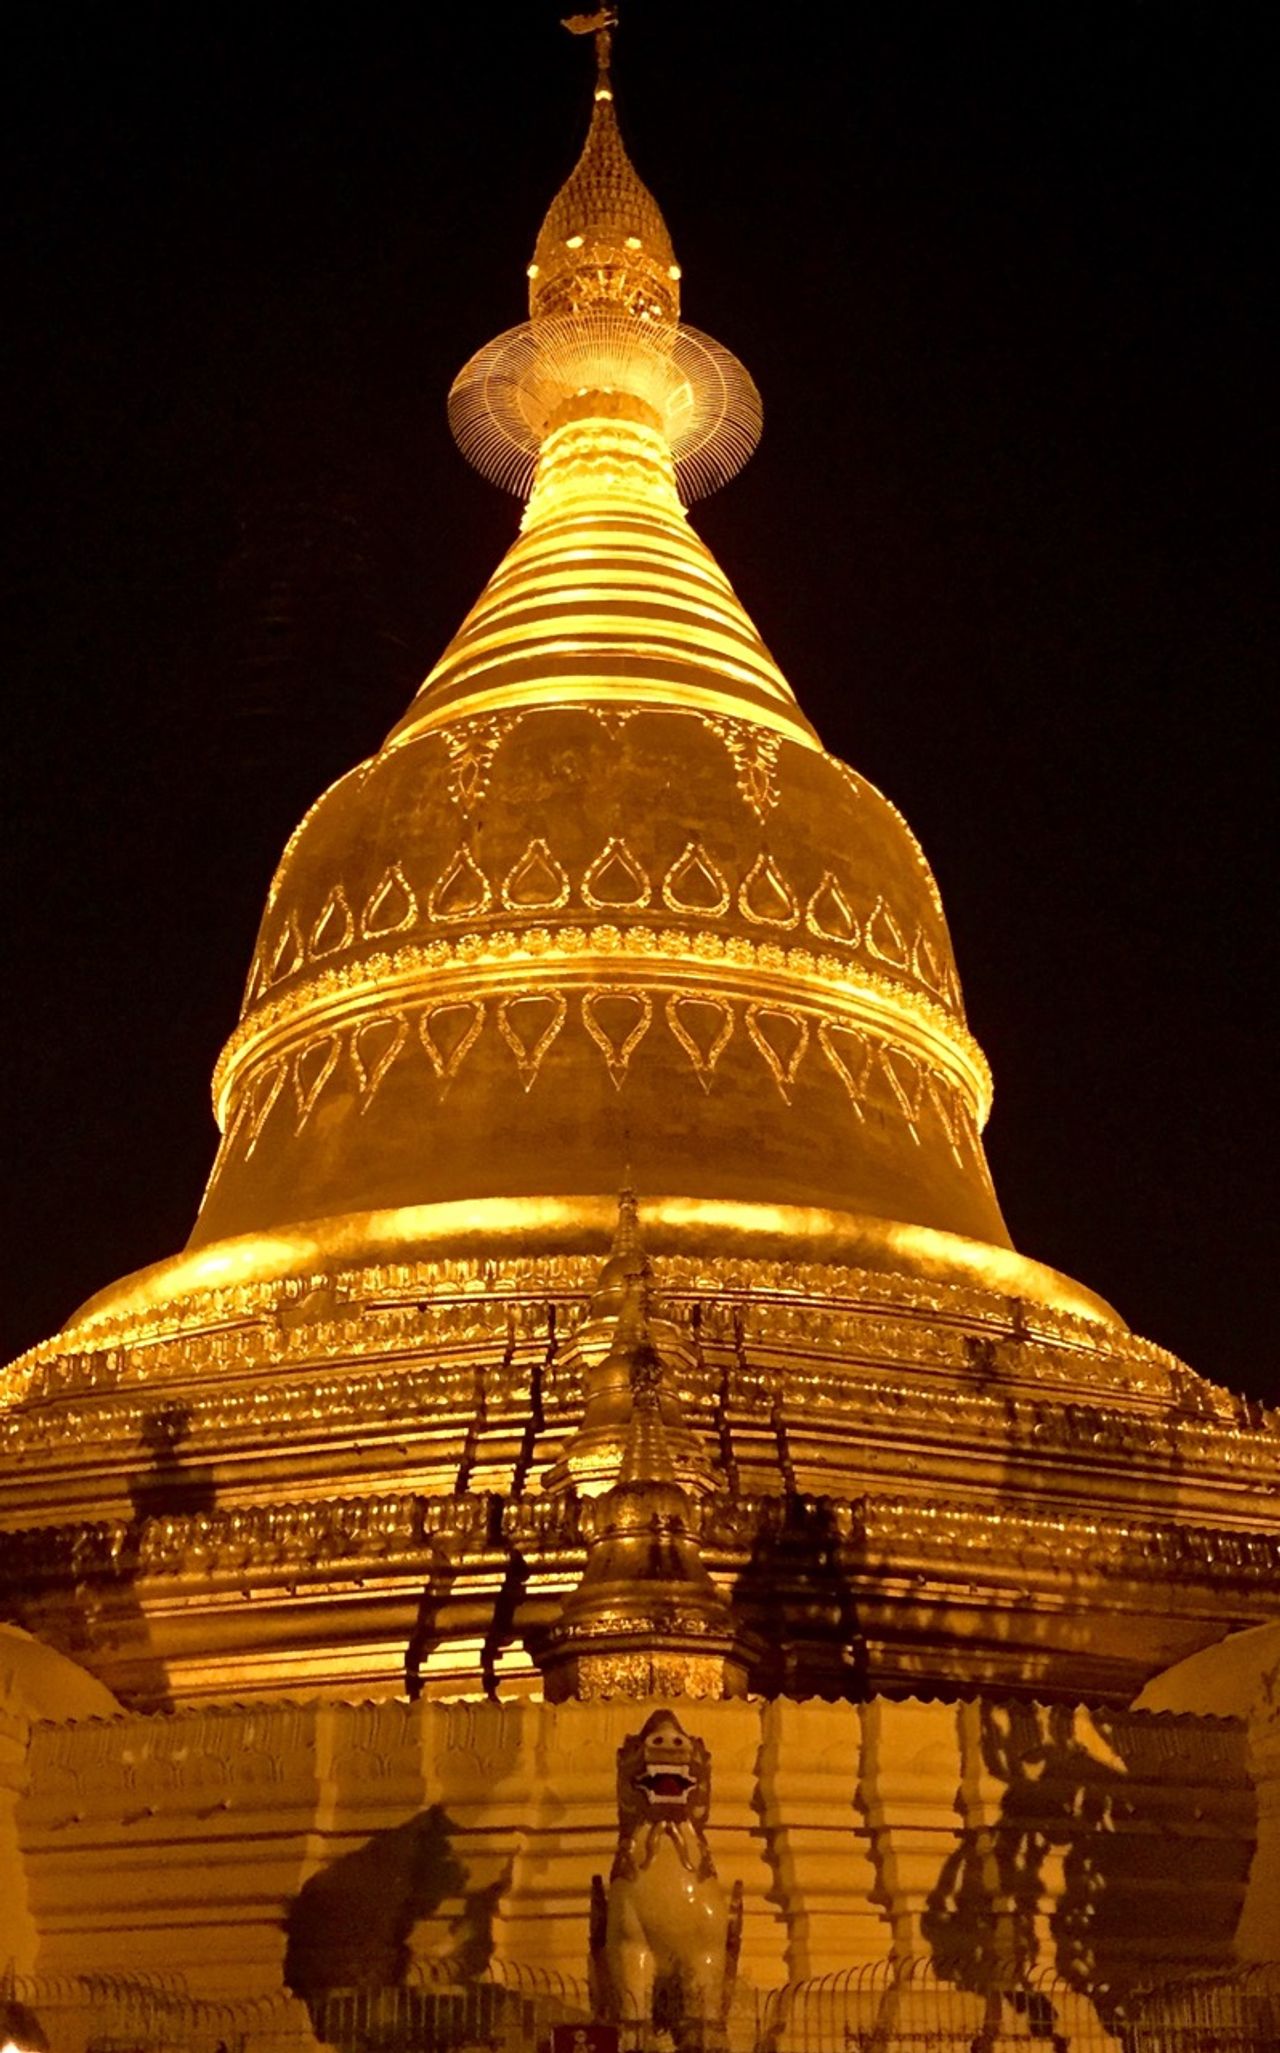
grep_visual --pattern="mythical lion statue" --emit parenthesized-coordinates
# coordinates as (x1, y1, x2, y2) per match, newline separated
(590, 1709, 742, 2047)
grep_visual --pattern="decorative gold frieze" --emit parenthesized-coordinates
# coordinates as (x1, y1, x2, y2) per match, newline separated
(5, 1483, 1280, 1609)
(212, 921, 991, 1149)
(3, 1242, 1259, 1426)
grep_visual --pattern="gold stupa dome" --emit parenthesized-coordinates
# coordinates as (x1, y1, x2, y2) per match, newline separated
(69, 20, 1115, 1332)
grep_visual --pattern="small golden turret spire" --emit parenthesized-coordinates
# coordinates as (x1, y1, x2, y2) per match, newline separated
(539, 1264, 751, 1702)
(544, 1192, 714, 1499)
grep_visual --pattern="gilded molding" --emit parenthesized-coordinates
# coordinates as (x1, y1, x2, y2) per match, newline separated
(4, 1485, 1280, 1601)
(213, 919, 991, 1127)
(2, 1245, 1255, 1421)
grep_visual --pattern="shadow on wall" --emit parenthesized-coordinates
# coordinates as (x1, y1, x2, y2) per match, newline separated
(5, 1402, 218, 1713)
(285, 1808, 502, 2001)
(730, 1495, 868, 1700)
(919, 1701, 1254, 1999)
(128, 1403, 218, 1522)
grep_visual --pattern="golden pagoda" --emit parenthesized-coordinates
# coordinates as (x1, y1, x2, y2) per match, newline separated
(2, 17, 1279, 2048)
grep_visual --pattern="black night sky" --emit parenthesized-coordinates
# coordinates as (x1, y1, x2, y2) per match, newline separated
(5, 6, 1276, 1396)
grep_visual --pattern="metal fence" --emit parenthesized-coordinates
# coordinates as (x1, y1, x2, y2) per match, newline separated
(6, 1959, 1280, 2053)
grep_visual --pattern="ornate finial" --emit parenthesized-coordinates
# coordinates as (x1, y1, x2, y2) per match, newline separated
(561, 7, 617, 94)
(446, 6, 762, 503)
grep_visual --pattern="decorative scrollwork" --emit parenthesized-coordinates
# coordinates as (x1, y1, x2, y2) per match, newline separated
(310, 885, 355, 959)
(807, 872, 859, 946)
(429, 843, 494, 923)
(739, 851, 800, 928)
(501, 837, 571, 912)
(292, 1034, 341, 1132)
(351, 1013, 408, 1109)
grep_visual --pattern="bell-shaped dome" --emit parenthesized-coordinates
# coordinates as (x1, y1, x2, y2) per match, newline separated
(67, 31, 1117, 1333)
(176, 369, 1023, 1288)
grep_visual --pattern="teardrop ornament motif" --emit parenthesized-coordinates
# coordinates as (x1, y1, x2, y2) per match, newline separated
(310, 884, 354, 959)
(243, 1062, 286, 1159)
(738, 851, 800, 928)
(292, 1033, 341, 1132)
(746, 1003, 810, 1101)
(362, 864, 419, 938)
(662, 839, 731, 917)
(665, 993, 734, 1092)
(582, 988, 653, 1089)
(419, 999, 485, 1085)
(266, 916, 304, 987)
(926, 1072, 966, 1162)
(818, 1020, 872, 1116)
(501, 837, 570, 912)
(351, 1012, 408, 1109)
(865, 895, 910, 968)
(428, 844, 493, 923)
(878, 1046, 924, 1136)
(497, 992, 567, 1091)
(581, 836, 652, 910)
(806, 872, 859, 946)
(912, 929, 949, 996)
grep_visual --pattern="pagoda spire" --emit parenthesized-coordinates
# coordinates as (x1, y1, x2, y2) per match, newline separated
(386, 26, 811, 751)
(444, 18, 761, 508)
(544, 1192, 715, 1500)
(538, 1261, 750, 1701)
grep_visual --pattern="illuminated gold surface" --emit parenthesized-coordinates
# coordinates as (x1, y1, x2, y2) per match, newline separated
(3, 15, 1279, 1746)
(65, 1195, 1117, 1337)
(2, 26, 1279, 2030)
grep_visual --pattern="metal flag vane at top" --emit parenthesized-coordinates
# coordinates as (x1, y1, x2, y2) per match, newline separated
(561, 7, 618, 86)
